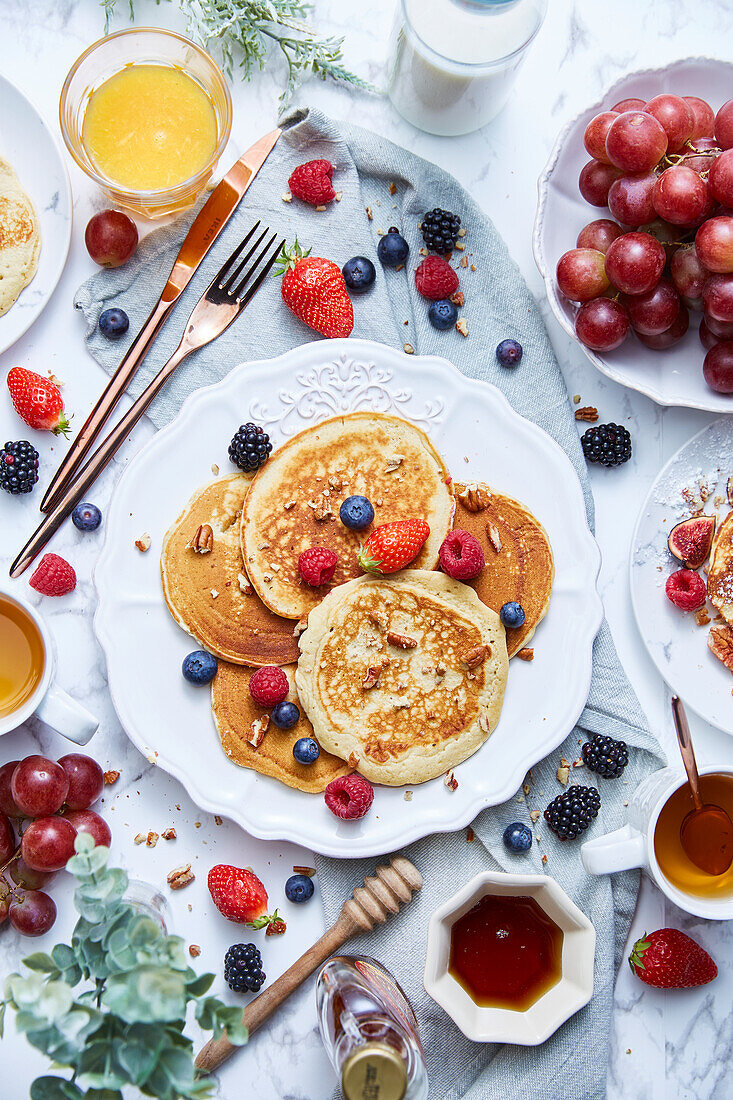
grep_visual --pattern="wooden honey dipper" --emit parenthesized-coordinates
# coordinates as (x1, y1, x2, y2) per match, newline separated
(195, 855, 422, 1074)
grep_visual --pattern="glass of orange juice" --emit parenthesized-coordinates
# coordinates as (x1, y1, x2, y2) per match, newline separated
(60, 27, 232, 218)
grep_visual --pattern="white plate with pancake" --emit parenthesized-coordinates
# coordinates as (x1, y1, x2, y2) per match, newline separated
(0, 73, 72, 355)
(95, 340, 603, 858)
(630, 418, 733, 735)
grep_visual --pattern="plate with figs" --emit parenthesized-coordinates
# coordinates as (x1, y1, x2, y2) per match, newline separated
(630, 417, 733, 734)
(534, 57, 733, 412)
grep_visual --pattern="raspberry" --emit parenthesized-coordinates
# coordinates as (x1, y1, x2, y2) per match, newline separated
(665, 569, 707, 612)
(288, 159, 336, 206)
(414, 256, 459, 301)
(298, 546, 338, 586)
(324, 775, 374, 820)
(438, 530, 485, 580)
(29, 553, 76, 596)
(248, 666, 289, 707)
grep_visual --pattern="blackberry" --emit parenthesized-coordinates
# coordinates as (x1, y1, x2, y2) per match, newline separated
(421, 208, 461, 254)
(228, 423, 272, 473)
(581, 734, 629, 779)
(544, 785, 601, 840)
(581, 423, 632, 468)
(224, 943, 265, 993)
(0, 440, 39, 495)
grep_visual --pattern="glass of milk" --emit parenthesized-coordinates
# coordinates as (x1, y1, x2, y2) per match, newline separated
(387, 0, 547, 136)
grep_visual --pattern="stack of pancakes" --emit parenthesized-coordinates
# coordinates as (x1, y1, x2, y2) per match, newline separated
(161, 412, 553, 792)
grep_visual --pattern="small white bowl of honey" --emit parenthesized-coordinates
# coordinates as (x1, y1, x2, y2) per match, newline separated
(60, 27, 232, 218)
(423, 871, 595, 1045)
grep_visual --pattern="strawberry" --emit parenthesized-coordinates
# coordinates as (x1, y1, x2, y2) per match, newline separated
(29, 554, 76, 597)
(208, 863, 280, 929)
(275, 240, 353, 339)
(288, 159, 336, 206)
(414, 256, 459, 301)
(629, 928, 718, 989)
(357, 519, 430, 575)
(7, 367, 70, 436)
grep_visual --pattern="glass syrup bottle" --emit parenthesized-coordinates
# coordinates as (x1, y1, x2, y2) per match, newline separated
(316, 955, 429, 1100)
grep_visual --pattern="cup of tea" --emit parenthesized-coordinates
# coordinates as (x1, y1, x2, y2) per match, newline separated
(581, 764, 733, 919)
(0, 585, 97, 745)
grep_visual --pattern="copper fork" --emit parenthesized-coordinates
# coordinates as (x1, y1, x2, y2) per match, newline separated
(10, 223, 284, 578)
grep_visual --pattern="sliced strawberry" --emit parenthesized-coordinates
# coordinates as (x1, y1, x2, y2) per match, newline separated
(7, 367, 70, 436)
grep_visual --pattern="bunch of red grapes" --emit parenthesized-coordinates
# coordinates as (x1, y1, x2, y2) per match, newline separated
(555, 93, 733, 393)
(0, 753, 111, 936)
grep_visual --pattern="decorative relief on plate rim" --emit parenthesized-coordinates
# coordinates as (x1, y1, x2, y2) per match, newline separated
(247, 354, 446, 435)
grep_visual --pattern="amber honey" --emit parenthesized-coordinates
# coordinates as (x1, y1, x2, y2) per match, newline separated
(0, 597, 45, 719)
(654, 773, 733, 898)
(449, 893, 563, 1010)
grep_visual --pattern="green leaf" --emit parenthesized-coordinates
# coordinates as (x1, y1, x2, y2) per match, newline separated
(23, 953, 60, 975)
(30, 1077, 84, 1100)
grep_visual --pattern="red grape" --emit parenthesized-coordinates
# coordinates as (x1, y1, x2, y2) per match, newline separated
(0, 811, 15, 863)
(556, 248, 609, 302)
(579, 160, 623, 206)
(584, 112, 619, 164)
(612, 98, 645, 113)
(605, 232, 666, 295)
(703, 273, 733, 322)
(576, 219, 623, 253)
(700, 318, 720, 351)
(695, 217, 733, 273)
(652, 166, 710, 225)
(575, 297, 630, 350)
(715, 100, 733, 150)
(58, 753, 104, 811)
(8, 889, 56, 936)
(11, 756, 69, 817)
(0, 761, 22, 817)
(709, 149, 733, 207)
(704, 312, 733, 340)
(608, 173, 657, 226)
(8, 855, 54, 891)
(644, 94, 694, 153)
(21, 816, 76, 872)
(636, 304, 689, 349)
(704, 341, 733, 392)
(66, 809, 111, 848)
(670, 246, 708, 299)
(625, 278, 680, 335)
(605, 111, 668, 173)
(685, 96, 715, 140)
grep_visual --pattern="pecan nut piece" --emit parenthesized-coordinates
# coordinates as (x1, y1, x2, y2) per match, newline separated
(461, 645, 490, 669)
(386, 631, 418, 649)
(363, 657, 390, 690)
(187, 523, 213, 553)
(457, 483, 492, 513)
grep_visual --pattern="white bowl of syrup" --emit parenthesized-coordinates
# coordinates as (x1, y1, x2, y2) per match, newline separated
(423, 871, 595, 1045)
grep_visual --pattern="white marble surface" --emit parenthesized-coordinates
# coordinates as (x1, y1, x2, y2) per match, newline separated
(1, 1, 732, 1097)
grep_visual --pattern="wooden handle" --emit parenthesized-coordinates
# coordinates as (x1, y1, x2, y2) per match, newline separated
(195, 855, 422, 1076)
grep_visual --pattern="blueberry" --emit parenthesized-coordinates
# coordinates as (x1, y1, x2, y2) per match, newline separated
(428, 299, 458, 331)
(339, 495, 375, 530)
(99, 307, 130, 340)
(272, 701, 300, 729)
(182, 650, 218, 685)
(293, 737, 320, 765)
(285, 873, 315, 903)
(503, 822, 532, 853)
(377, 227, 409, 268)
(496, 339, 523, 367)
(500, 601, 526, 629)
(71, 502, 102, 531)
(342, 256, 376, 294)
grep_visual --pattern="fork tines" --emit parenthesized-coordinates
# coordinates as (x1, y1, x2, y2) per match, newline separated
(209, 223, 284, 305)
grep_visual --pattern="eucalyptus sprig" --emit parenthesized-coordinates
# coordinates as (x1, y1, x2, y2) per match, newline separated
(102, 0, 376, 107)
(1, 833, 246, 1100)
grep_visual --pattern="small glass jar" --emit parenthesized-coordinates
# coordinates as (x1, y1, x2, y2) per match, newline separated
(59, 27, 232, 218)
(387, 0, 547, 136)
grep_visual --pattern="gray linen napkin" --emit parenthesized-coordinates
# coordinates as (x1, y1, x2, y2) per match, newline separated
(76, 106, 665, 1100)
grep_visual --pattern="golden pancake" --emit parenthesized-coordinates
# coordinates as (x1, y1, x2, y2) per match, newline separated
(161, 474, 300, 665)
(454, 483, 553, 657)
(241, 413, 455, 620)
(212, 662, 351, 793)
(0, 157, 40, 317)
(296, 570, 508, 786)
(707, 511, 733, 625)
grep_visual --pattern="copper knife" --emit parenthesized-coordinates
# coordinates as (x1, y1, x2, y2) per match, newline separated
(40, 127, 282, 514)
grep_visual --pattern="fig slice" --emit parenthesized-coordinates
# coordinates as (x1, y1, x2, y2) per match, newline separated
(668, 515, 716, 569)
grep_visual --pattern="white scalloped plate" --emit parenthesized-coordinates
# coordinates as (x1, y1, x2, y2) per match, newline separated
(534, 57, 733, 412)
(94, 340, 602, 858)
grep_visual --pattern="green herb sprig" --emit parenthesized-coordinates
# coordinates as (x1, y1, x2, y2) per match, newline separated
(1, 833, 246, 1100)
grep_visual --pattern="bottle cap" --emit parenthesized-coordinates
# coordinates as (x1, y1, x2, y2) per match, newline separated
(341, 1042, 408, 1100)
